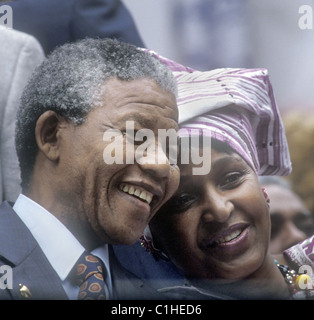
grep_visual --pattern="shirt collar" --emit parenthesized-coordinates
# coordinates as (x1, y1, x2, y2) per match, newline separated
(13, 194, 87, 280)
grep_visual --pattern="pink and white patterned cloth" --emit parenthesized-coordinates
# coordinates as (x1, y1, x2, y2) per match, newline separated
(148, 49, 291, 176)
(284, 236, 314, 270)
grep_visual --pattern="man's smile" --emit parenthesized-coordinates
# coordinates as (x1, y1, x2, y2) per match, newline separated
(119, 183, 154, 205)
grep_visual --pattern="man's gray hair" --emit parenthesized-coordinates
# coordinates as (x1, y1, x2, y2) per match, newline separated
(15, 38, 177, 190)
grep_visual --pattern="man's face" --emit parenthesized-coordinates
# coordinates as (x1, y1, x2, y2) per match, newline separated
(267, 185, 313, 254)
(56, 78, 180, 246)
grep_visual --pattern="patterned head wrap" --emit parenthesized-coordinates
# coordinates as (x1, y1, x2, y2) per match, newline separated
(148, 50, 292, 176)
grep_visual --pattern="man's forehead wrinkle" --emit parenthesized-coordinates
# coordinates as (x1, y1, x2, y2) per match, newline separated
(124, 98, 178, 120)
(96, 104, 177, 131)
(115, 85, 174, 109)
(126, 100, 168, 110)
(94, 108, 114, 127)
(116, 93, 170, 109)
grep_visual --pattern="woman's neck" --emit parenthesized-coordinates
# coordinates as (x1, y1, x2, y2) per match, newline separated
(193, 254, 291, 299)
(243, 253, 291, 299)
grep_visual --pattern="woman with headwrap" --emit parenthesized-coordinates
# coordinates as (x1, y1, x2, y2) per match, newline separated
(112, 52, 314, 299)
(138, 62, 314, 299)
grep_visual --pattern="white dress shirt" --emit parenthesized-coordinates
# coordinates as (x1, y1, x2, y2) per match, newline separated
(13, 194, 112, 299)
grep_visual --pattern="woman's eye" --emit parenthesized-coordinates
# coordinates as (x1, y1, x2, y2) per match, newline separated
(166, 192, 198, 213)
(177, 193, 196, 205)
(220, 172, 245, 189)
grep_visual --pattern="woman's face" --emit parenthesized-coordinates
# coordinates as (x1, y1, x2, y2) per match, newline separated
(150, 145, 270, 280)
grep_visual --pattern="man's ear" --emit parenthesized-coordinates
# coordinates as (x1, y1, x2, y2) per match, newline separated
(35, 110, 67, 161)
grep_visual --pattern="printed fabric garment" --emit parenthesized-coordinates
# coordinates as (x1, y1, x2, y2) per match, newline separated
(284, 235, 314, 299)
(284, 235, 314, 273)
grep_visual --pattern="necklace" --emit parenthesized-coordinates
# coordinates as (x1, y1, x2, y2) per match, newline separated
(274, 259, 297, 293)
(274, 259, 314, 299)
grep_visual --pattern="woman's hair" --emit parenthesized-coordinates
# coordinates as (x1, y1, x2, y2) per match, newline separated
(15, 38, 177, 191)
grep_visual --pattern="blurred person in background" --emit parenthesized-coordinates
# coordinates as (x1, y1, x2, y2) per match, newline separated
(0, 26, 44, 203)
(259, 176, 314, 255)
(0, 0, 144, 55)
(284, 112, 314, 217)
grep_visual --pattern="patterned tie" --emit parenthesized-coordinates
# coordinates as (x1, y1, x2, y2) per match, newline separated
(72, 251, 107, 300)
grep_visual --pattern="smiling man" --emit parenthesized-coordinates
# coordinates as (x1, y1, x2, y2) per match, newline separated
(0, 38, 180, 300)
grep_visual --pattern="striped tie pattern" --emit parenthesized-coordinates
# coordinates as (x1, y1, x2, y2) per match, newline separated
(72, 251, 107, 300)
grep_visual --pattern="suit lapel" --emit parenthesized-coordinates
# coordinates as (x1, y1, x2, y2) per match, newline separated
(0, 201, 68, 299)
(9, 246, 68, 300)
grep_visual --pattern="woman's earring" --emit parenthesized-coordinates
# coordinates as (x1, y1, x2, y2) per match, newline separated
(261, 187, 270, 208)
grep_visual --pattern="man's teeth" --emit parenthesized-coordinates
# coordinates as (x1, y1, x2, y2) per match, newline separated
(119, 184, 153, 205)
(214, 229, 242, 245)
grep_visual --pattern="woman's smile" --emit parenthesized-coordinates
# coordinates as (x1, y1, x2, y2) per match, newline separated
(203, 223, 250, 248)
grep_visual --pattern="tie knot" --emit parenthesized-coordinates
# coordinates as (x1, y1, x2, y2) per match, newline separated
(71, 251, 107, 300)
(74, 253, 104, 285)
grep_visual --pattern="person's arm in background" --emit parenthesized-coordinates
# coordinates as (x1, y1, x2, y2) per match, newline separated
(0, 26, 45, 202)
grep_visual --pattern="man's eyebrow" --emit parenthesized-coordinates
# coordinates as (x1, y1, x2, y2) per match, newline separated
(118, 114, 156, 130)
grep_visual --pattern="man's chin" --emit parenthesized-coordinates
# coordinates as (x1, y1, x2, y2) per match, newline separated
(104, 228, 143, 246)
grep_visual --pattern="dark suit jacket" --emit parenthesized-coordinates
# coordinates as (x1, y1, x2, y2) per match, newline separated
(113, 243, 231, 300)
(113, 241, 187, 297)
(0, 201, 162, 300)
(2, 0, 145, 55)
